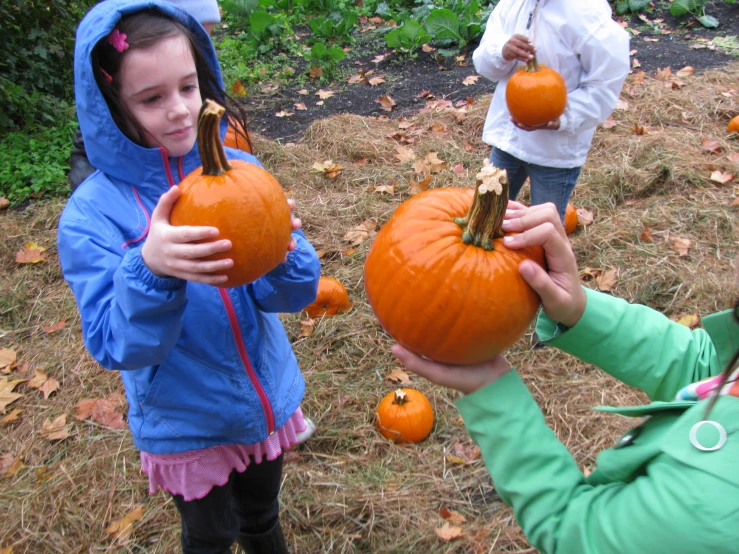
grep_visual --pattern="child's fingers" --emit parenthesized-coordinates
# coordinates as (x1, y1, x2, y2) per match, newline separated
(168, 257, 233, 278)
(151, 186, 181, 224)
(501, 203, 567, 239)
(167, 225, 221, 244)
(170, 239, 232, 260)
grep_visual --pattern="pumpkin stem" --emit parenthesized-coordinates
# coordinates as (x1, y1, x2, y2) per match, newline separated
(524, 56, 540, 73)
(197, 99, 232, 176)
(392, 389, 409, 407)
(454, 161, 509, 251)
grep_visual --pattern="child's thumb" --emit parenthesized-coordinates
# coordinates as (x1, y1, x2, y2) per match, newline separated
(152, 186, 180, 222)
(519, 260, 560, 307)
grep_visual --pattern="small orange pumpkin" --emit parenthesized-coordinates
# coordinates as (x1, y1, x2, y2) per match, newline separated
(364, 163, 544, 365)
(376, 388, 434, 444)
(224, 116, 253, 153)
(728, 115, 739, 134)
(564, 203, 578, 235)
(304, 276, 353, 318)
(170, 100, 291, 288)
(506, 59, 567, 127)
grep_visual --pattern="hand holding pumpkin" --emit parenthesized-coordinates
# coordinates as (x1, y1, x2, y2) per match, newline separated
(283, 198, 301, 262)
(510, 116, 560, 132)
(502, 34, 536, 63)
(393, 345, 511, 395)
(142, 185, 233, 285)
(501, 202, 586, 328)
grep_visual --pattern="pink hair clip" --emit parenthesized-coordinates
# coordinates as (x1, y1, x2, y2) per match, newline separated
(108, 28, 129, 53)
(100, 68, 113, 84)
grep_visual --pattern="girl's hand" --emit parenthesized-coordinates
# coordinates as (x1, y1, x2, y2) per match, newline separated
(501, 202, 587, 328)
(141, 186, 233, 285)
(393, 345, 511, 395)
(282, 198, 301, 262)
(502, 34, 536, 62)
(511, 117, 560, 132)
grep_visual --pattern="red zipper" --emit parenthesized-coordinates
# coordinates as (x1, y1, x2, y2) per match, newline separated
(218, 288, 275, 435)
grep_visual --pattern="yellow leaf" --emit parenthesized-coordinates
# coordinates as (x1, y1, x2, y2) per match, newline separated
(675, 314, 700, 329)
(435, 522, 464, 541)
(275, 110, 294, 118)
(107, 506, 144, 541)
(385, 369, 411, 385)
(0, 378, 25, 413)
(231, 79, 246, 97)
(595, 269, 618, 292)
(1, 545, 14, 554)
(312, 160, 344, 179)
(409, 174, 432, 196)
(15, 242, 46, 264)
(0, 409, 22, 425)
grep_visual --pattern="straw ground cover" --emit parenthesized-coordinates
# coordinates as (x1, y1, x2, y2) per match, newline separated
(2, 64, 739, 553)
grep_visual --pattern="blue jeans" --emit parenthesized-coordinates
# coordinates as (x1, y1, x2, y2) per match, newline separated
(490, 148, 582, 222)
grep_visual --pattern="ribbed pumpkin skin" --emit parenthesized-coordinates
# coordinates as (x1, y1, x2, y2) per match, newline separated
(304, 276, 352, 318)
(564, 203, 578, 235)
(376, 389, 434, 444)
(506, 65, 567, 127)
(224, 117, 252, 153)
(364, 187, 545, 365)
(170, 161, 291, 288)
(728, 115, 739, 134)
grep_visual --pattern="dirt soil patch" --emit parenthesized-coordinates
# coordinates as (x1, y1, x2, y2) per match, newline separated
(241, 2, 739, 142)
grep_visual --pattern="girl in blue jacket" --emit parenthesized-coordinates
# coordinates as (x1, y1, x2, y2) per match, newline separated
(58, 2, 321, 552)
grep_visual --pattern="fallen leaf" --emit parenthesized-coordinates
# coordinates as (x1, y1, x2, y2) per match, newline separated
(376, 95, 396, 111)
(374, 184, 396, 195)
(0, 197, 9, 210)
(231, 79, 246, 97)
(15, 242, 47, 264)
(42, 320, 66, 334)
(595, 269, 618, 291)
(727, 153, 739, 165)
(297, 88, 308, 95)
(312, 160, 344, 179)
(27, 369, 60, 399)
(576, 208, 594, 227)
(299, 319, 315, 338)
(440, 507, 467, 525)
(385, 368, 411, 385)
(348, 73, 366, 84)
(435, 522, 464, 541)
(417, 90, 434, 99)
(294, 102, 307, 111)
(372, 53, 387, 63)
(0, 452, 23, 477)
(316, 89, 335, 100)
(0, 377, 25, 413)
(656, 67, 672, 80)
(639, 227, 654, 243)
(710, 170, 735, 185)
(316, 100, 324, 106)
(731, 197, 739, 206)
(446, 442, 481, 465)
(452, 164, 466, 176)
(0, 409, 22, 425)
(343, 220, 377, 245)
(424, 152, 446, 173)
(0, 349, 16, 374)
(261, 84, 279, 94)
(275, 110, 294, 118)
(354, 157, 368, 165)
(422, 44, 435, 53)
(601, 116, 617, 129)
(462, 75, 480, 86)
(74, 393, 125, 429)
(675, 313, 700, 328)
(309, 66, 323, 78)
(107, 506, 144, 541)
(409, 174, 432, 195)
(368, 76, 386, 86)
(630, 124, 647, 135)
(676, 66, 695, 77)
(395, 146, 417, 164)
(671, 236, 692, 256)
(702, 140, 722, 153)
(40, 414, 72, 441)
(615, 98, 629, 110)
(631, 58, 641, 69)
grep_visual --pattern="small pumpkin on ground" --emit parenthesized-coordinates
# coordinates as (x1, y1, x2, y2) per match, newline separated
(506, 57, 567, 127)
(728, 115, 739, 134)
(564, 203, 578, 235)
(364, 161, 545, 365)
(224, 116, 253, 153)
(304, 276, 353, 318)
(376, 388, 434, 444)
(170, 100, 291, 288)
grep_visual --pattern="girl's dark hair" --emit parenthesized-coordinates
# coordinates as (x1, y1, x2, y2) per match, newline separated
(91, 9, 252, 152)
(703, 299, 739, 418)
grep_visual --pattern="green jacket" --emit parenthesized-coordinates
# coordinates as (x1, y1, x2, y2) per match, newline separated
(457, 288, 739, 554)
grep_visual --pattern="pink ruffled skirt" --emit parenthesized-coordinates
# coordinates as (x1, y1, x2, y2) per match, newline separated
(140, 407, 306, 501)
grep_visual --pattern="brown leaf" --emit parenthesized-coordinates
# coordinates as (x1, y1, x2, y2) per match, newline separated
(731, 197, 739, 207)
(376, 95, 396, 111)
(447, 442, 481, 465)
(422, 44, 435, 53)
(42, 320, 66, 334)
(40, 414, 72, 441)
(424, 152, 447, 173)
(0, 349, 16, 374)
(368, 76, 386, 86)
(260, 84, 279, 94)
(435, 522, 464, 541)
(656, 66, 672, 80)
(0, 378, 25, 413)
(107, 506, 144, 541)
(701, 140, 722, 153)
(372, 53, 387, 63)
(710, 170, 735, 185)
(409, 174, 432, 196)
(15, 242, 47, 264)
(430, 123, 447, 135)
(299, 318, 315, 338)
(0, 197, 9, 210)
(452, 164, 466, 176)
(727, 153, 739, 165)
(297, 88, 308, 95)
(439, 507, 467, 525)
(576, 208, 594, 227)
(348, 73, 366, 84)
(385, 368, 411, 385)
(417, 90, 434, 99)
(294, 102, 307, 111)
(309, 66, 323, 78)
(639, 227, 654, 243)
(631, 58, 641, 69)
(0, 452, 23, 477)
(671, 236, 692, 256)
(601, 116, 617, 129)
(395, 146, 417, 164)
(595, 269, 618, 292)
(27, 369, 60, 399)
(316, 89, 335, 100)
(0, 409, 22, 425)
(676, 66, 695, 77)
(343, 220, 377, 245)
(312, 160, 344, 179)
(374, 184, 396, 195)
(75, 394, 125, 429)
(630, 124, 647, 135)
(231, 79, 246, 97)
(675, 313, 700, 329)
(462, 75, 480, 86)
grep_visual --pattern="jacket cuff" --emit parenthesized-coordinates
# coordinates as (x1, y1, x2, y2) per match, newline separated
(124, 247, 186, 291)
(456, 369, 524, 415)
(535, 287, 609, 347)
(557, 109, 573, 134)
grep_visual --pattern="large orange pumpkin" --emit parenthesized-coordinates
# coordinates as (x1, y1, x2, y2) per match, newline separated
(304, 276, 353, 318)
(364, 163, 545, 365)
(376, 388, 434, 444)
(224, 116, 253, 153)
(728, 115, 739, 134)
(506, 59, 567, 127)
(564, 203, 578, 235)
(170, 100, 291, 288)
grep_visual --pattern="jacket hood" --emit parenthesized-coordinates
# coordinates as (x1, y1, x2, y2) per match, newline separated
(74, 0, 223, 184)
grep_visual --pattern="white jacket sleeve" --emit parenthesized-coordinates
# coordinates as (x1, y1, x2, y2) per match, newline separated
(472, 4, 517, 83)
(557, 21, 630, 135)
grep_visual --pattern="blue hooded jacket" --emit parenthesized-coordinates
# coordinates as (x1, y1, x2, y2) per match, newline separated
(59, 0, 320, 454)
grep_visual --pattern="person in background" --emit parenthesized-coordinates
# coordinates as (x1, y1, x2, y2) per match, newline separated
(394, 201, 739, 553)
(473, 0, 630, 221)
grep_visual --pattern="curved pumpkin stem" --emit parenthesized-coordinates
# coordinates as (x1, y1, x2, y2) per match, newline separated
(454, 161, 509, 251)
(197, 99, 233, 176)
(524, 56, 540, 73)
(392, 389, 409, 406)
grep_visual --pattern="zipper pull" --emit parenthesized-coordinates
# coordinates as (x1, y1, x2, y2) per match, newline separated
(526, 9, 534, 29)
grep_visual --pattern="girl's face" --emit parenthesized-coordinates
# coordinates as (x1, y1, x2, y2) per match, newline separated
(118, 34, 201, 157)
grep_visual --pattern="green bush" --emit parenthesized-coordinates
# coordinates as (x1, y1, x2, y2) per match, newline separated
(0, 0, 96, 132)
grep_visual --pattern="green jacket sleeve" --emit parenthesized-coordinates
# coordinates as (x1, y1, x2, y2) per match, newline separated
(536, 287, 722, 402)
(457, 372, 724, 554)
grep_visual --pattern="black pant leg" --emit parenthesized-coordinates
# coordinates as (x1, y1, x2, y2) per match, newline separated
(231, 454, 284, 535)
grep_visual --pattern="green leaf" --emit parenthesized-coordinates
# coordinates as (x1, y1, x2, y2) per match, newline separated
(327, 46, 346, 61)
(698, 14, 719, 27)
(669, 0, 691, 15)
(627, 0, 651, 10)
(249, 11, 275, 34)
(424, 9, 462, 42)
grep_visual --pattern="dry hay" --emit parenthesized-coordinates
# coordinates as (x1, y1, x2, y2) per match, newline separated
(2, 62, 739, 554)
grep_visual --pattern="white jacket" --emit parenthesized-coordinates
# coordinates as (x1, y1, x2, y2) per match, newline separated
(473, 0, 630, 168)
